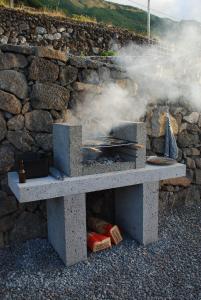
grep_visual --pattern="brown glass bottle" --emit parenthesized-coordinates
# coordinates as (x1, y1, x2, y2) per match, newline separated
(19, 160, 26, 183)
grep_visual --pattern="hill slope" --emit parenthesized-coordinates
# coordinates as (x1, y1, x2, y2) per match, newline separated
(19, 0, 201, 38)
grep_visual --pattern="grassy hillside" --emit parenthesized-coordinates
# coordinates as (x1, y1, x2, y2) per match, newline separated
(6, 0, 199, 38)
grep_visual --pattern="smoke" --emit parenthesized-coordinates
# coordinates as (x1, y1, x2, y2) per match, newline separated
(72, 23, 201, 139)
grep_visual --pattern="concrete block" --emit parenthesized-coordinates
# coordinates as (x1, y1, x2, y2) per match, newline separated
(53, 123, 82, 177)
(115, 181, 159, 245)
(47, 194, 87, 266)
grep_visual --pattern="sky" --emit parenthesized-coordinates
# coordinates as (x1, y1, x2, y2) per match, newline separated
(108, 0, 201, 22)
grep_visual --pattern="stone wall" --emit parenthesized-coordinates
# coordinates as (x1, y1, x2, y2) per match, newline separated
(145, 105, 201, 212)
(0, 7, 151, 55)
(0, 44, 200, 247)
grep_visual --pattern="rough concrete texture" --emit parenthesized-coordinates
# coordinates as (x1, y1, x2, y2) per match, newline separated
(115, 182, 159, 245)
(47, 194, 87, 266)
(8, 163, 186, 203)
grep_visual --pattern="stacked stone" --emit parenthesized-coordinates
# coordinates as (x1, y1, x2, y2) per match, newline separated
(0, 7, 151, 55)
(146, 105, 201, 212)
(0, 44, 127, 247)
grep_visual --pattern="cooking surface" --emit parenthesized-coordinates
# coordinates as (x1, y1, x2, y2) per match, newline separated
(82, 136, 136, 149)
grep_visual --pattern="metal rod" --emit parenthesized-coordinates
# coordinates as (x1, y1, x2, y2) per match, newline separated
(147, 0, 151, 41)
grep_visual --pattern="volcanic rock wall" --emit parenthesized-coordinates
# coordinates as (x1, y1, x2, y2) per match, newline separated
(0, 44, 200, 247)
(0, 7, 151, 55)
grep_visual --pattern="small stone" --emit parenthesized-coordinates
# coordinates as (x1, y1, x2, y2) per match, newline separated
(0, 90, 22, 114)
(0, 27, 4, 35)
(0, 144, 15, 173)
(0, 70, 28, 99)
(25, 110, 53, 132)
(0, 35, 8, 44)
(18, 36, 27, 44)
(44, 34, 54, 41)
(35, 26, 47, 35)
(67, 28, 73, 34)
(7, 115, 24, 130)
(31, 82, 70, 110)
(53, 33, 62, 40)
(29, 57, 59, 82)
(35, 46, 67, 62)
(92, 47, 100, 55)
(7, 130, 34, 151)
(0, 112, 6, 142)
(59, 66, 78, 85)
(186, 157, 196, 169)
(191, 148, 200, 156)
(22, 102, 31, 115)
(35, 133, 53, 151)
(183, 112, 200, 124)
(61, 32, 70, 40)
(198, 114, 201, 128)
(58, 27, 66, 33)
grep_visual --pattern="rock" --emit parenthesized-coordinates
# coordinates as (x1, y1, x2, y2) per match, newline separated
(53, 32, 61, 40)
(0, 27, 4, 35)
(0, 144, 15, 174)
(44, 34, 54, 41)
(195, 158, 201, 169)
(184, 186, 200, 206)
(0, 90, 22, 114)
(191, 148, 200, 156)
(186, 157, 196, 169)
(0, 195, 17, 218)
(110, 69, 127, 80)
(22, 102, 31, 115)
(151, 107, 178, 137)
(59, 66, 78, 85)
(73, 82, 102, 94)
(35, 26, 47, 35)
(35, 133, 53, 151)
(29, 57, 59, 82)
(152, 137, 165, 154)
(178, 131, 199, 147)
(0, 112, 6, 142)
(25, 110, 53, 132)
(0, 35, 8, 44)
(62, 32, 70, 40)
(7, 130, 34, 151)
(9, 211, 47, 242)
(161, 177, 192, 187)
(99, 67, 111, 83)
(7, 115, 24, 130)
(0, 52, 28, 70)
(0, 70, 28, 99)
(183, 112, 200, 124)
(35, 46, 67, 62)
(0, 44, 35, 55)
(31, 82, 70, 110)
(0, 214, 16, 232)
(92, 47, 100, 55)
(58, 27, 66, 33)
(195, 169, 201, 184)
(18, 36, 26, 44)
(198, 115, 201, 128)
(69, 57, 100, 69)
(81, 69, 99, 84)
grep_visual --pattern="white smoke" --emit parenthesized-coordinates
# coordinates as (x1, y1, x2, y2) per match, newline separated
(72, 23, 201, 138)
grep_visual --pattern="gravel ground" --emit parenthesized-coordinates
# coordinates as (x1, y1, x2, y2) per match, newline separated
(0, 205, 201, 300)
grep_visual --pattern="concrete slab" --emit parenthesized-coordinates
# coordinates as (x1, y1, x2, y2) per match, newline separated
(8, 163, 186, 203)
(115, 182, 159, 245)
(47, 194, 87, 266)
